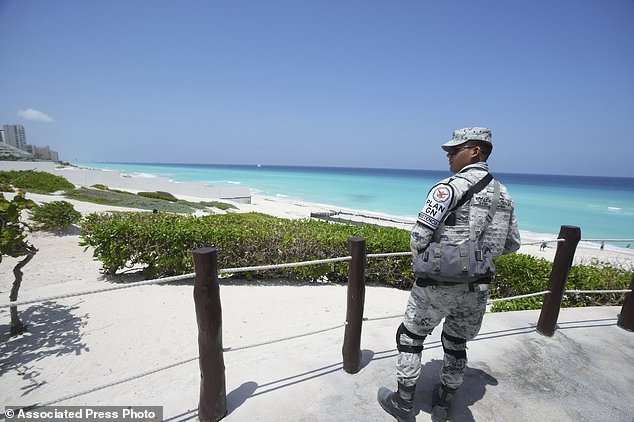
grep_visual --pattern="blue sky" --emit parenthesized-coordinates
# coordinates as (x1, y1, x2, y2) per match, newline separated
(1, 0, 632, 177)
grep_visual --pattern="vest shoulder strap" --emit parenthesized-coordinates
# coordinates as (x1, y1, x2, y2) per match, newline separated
(448, 173, 493, 214)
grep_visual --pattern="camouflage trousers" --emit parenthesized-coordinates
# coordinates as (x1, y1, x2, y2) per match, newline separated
(397, 284, 489, 390)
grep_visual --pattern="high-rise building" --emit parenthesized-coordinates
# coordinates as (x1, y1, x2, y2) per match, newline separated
(2, 125, 27, 151)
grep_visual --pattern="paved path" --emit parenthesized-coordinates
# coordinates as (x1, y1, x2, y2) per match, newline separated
(216, 306, 633, 422)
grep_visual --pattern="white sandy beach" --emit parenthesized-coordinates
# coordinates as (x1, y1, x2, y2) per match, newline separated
(1, 162, 633, 421)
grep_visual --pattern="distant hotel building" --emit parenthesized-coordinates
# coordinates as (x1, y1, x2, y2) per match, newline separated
(0, 123, 60, 161)
(32, 145, 59, 162)
(2, 124, 27, 150)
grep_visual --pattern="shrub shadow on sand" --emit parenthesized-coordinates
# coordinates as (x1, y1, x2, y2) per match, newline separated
(0, 301, 89, 396)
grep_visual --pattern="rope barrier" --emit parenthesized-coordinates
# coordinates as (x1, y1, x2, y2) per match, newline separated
(0, 273, 195, 309)
(521, 239, 566, 246)
(11, 322, 350, 412)
(28, 356, 199, 409)
(580, 239, 634, 243)
(6, 235, 631, 413)
(487, 291, 550, 304)
(4, 282, 629, 411)
(10, 279, 630, 409)
(565, 289, 632, 294)
(218, 256, 351, 274)
(367, 252, 411, 258)
(1, 256, 353, 308)
(4, 242, 631, 308)
(223, 323, 346, 352)
(363, 314, 402, 322)
(486, 288, 632, 305)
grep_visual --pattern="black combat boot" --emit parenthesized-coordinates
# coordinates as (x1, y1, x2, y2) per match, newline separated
(431, 383, 456, 422)
(377, 383, 415, 422)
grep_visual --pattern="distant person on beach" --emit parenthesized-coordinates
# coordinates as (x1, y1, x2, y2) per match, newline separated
(378, 127, 520, 422)
(540, 242, 547, 251)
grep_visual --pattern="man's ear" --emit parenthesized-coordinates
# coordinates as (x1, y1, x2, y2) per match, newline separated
(470, 146, 481, 162)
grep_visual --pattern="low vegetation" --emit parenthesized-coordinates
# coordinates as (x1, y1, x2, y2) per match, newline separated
(0, 171, 238, 214)
(198, 201, 237, 211)
(80, 211, 411, 281)
(492, 254, 632, 312)
(66, 187, 194, 213)
(65, 186, 236, 213)
(137, 191, 178, 202)
(29, 200, 82, 231)
(0, 181, 13, 192)
(0, 170, 75, 193)
(79, 211, 632, 312)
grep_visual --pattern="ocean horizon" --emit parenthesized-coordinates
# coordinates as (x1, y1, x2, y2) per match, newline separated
(78, 161, 634, 247)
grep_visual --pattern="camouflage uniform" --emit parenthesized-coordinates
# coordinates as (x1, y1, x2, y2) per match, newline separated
(399, 160, 521, 391)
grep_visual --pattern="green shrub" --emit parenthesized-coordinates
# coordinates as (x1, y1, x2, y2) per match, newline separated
(67, 186, 236, 213)
(490, 254, 552, 311)
(29, 200, 82, 231)
(80, 212, 413, 283)
(66, 187, 193, 213)
(201, 201, 238, 210)
(177, 200, 238, 211)
(490, 253, 631, 312)
(1, 190, 36, 260)
(0, 170, 75, 193)
(565, 262, 632, 307)
(137, 191, 178, 202)
(0, 182, 14, 192)
(79, 212, 632, 311)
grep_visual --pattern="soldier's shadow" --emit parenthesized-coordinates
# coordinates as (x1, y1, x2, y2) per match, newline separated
(414, 359, 498, 422)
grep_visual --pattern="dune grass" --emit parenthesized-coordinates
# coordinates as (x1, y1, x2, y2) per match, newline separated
(66, 186, 236, 213)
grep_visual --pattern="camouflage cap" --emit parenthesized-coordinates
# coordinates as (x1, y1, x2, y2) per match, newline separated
(442, 127, 492, 151)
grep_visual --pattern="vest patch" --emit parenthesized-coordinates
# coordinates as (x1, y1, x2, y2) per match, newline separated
(417, 184, 453, 230)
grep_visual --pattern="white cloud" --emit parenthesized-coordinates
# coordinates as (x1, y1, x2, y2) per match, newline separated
(17, 108, 55, 123)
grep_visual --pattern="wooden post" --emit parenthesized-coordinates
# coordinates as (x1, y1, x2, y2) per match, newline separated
(193, 247, 227, 422)
(617, 274, 634, 331)
(342, 237, 366, 374)
(536, 226, 581, 336)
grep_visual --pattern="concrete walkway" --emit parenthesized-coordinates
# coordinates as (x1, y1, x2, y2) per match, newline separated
(216, 306, 633, 422)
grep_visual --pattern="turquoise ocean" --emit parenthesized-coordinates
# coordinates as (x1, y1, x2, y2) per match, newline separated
(79, 162, 634, 246)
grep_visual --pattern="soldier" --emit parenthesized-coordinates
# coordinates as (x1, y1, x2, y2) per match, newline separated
(378, 127, 520, 422)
